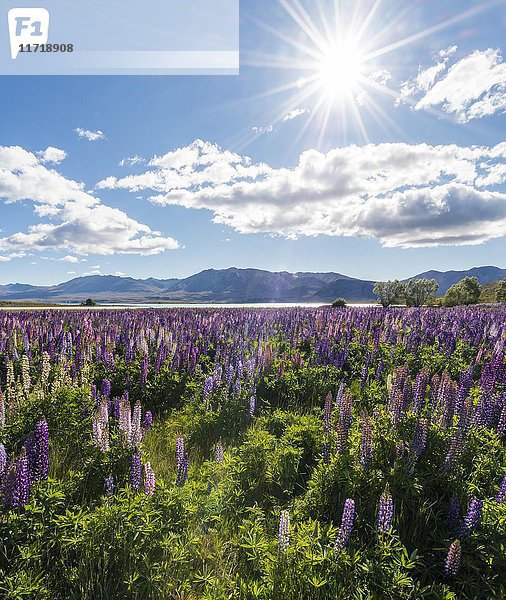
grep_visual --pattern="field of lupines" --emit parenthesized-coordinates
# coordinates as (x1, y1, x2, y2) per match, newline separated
(0, 306, 506, 599)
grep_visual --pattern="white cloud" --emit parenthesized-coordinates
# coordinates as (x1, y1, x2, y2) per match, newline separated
(252, 125, 274, 136)
(60, 255, 79, 263)
(439, 45, 458, 58)
(96, 139, 506, 248)
(369, 70, 392, 85)
(114, 271, 125, 276)
(67, 270, 76, 275)
(398, 48, 506, 122)
(282, 108, 308, 121)
(37, 147, 67, 164)
(75, 128, 106, 142)
(119, 155, 145, 167)
(0, 251, 27, 262)
(0, 145, 180, 256)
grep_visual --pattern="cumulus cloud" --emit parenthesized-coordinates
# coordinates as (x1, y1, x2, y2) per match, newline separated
(282, 108, 309, 121)
(397, 47, 506, 122)
(0, 145, 180, 256)
(60, 255, 79, 263)
(119, 155, 145, 167)
(75, 128, 107, 142)
(37, 147, 67, 164)
(0, 251, 27, 262)
(97, 139, 506, 248)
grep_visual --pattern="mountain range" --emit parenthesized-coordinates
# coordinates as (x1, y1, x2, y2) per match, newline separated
(0, 266, 504, 304)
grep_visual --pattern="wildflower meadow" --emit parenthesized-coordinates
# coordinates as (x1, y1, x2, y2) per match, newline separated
(0, 306, 505, 598)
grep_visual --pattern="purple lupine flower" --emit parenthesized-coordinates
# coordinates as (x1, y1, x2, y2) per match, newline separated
(278, 510, 290, 553)
(132, 401, 143, 447)
(142, 410, 153, 431)
(130, 451, 141, 491)
(443, 433, 465, 471)
(141, 354, 148, 387)
(321, 440, 330, 464)
(249, 395, 256, 419)
(0, 443, 6, 478)
(413, 367, 430, 414)
(323, 392, 333, 435)
(175, 436, 188, 486)
(445, 540, 462, 577)
(334, 498, 355, 551)
(497, 473, 506, 503)
(412, 418, 428, 460)
(215, 442, 224, 463)
(203, 376, 213, 400)
(377, 486, 393, 533)
(101, 379, 111, 398)
(336, 391, 353, 455)
(32, 416, 49, 480)
(104, 475, 114, 496)
(462, 497, 483, 534)
(4, 448, 30, 508)
(176, 436, 185, 467)
(359, 414, 373, 468)
(112, 397, 121, 419)
(176, 455, 189, 487)
(447, 495, 460, 531)
(144, 462, 155, 496)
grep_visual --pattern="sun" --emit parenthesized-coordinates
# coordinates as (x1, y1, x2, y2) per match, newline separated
(317, 41, 364, 100)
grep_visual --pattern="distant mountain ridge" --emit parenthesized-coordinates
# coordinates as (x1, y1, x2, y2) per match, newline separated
(0, 265, 504, 304)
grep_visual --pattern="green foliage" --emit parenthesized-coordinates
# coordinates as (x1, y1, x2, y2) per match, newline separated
(495, 279, 506, 303)
(444, 277, 481, 307)
(331, 297, 346, 308)
(373, 280, 405, 307)
(404, 278, 439, 307)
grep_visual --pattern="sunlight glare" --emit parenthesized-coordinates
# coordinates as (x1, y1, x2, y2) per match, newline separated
(318, 41, 363, 100)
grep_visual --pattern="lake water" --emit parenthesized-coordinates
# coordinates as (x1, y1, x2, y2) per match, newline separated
(0, 302, 377, 310)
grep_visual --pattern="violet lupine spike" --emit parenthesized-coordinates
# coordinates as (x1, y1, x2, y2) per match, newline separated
(412, 418, 428, 460)
(462, 498, 483, 535)
(323, 392, 333, 435)
(215, 442, 224, 464)
(175, 455, 189, 487)
(334, 498, 355, 551)
(132, 401, 143, 447)
(278, 510, 290, 553)
(377, 486, 393, 533)
(32, 416, 49, 480)
(144, 462, 155, 496)
(249, 395, 256, 418)
(321, 440, 330, 464)
(142, 411, 153, 431)
(104, 475, 114, 496)
(130, 451, 141, 491)
(101, 379, 111, 398)
(0, 443, 6, 478)
(447, 495, 460, 531)
(497, 474, 506, 503)
(336, 391, 353, 455)
(445, 540, 462, 577)
(4, 448, 30, 509)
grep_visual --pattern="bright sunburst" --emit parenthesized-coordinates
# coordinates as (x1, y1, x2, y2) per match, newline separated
(242, 0, 492, 147)
(317, 41, 364, 101)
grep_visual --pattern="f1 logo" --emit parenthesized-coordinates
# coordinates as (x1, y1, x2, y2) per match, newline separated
(8, 8, 49, 59)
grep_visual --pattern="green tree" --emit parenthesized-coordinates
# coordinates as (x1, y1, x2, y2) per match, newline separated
(81, 298, 97, 306)
(331, 297, 346, 308)
(373, 280, 405, 307)
(443, 277, 481, 307)
(404, 278, 439, 307)
(496, 279, 506, 303)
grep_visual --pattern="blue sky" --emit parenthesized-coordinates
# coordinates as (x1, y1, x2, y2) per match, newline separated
(1, 0, 506, 285)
